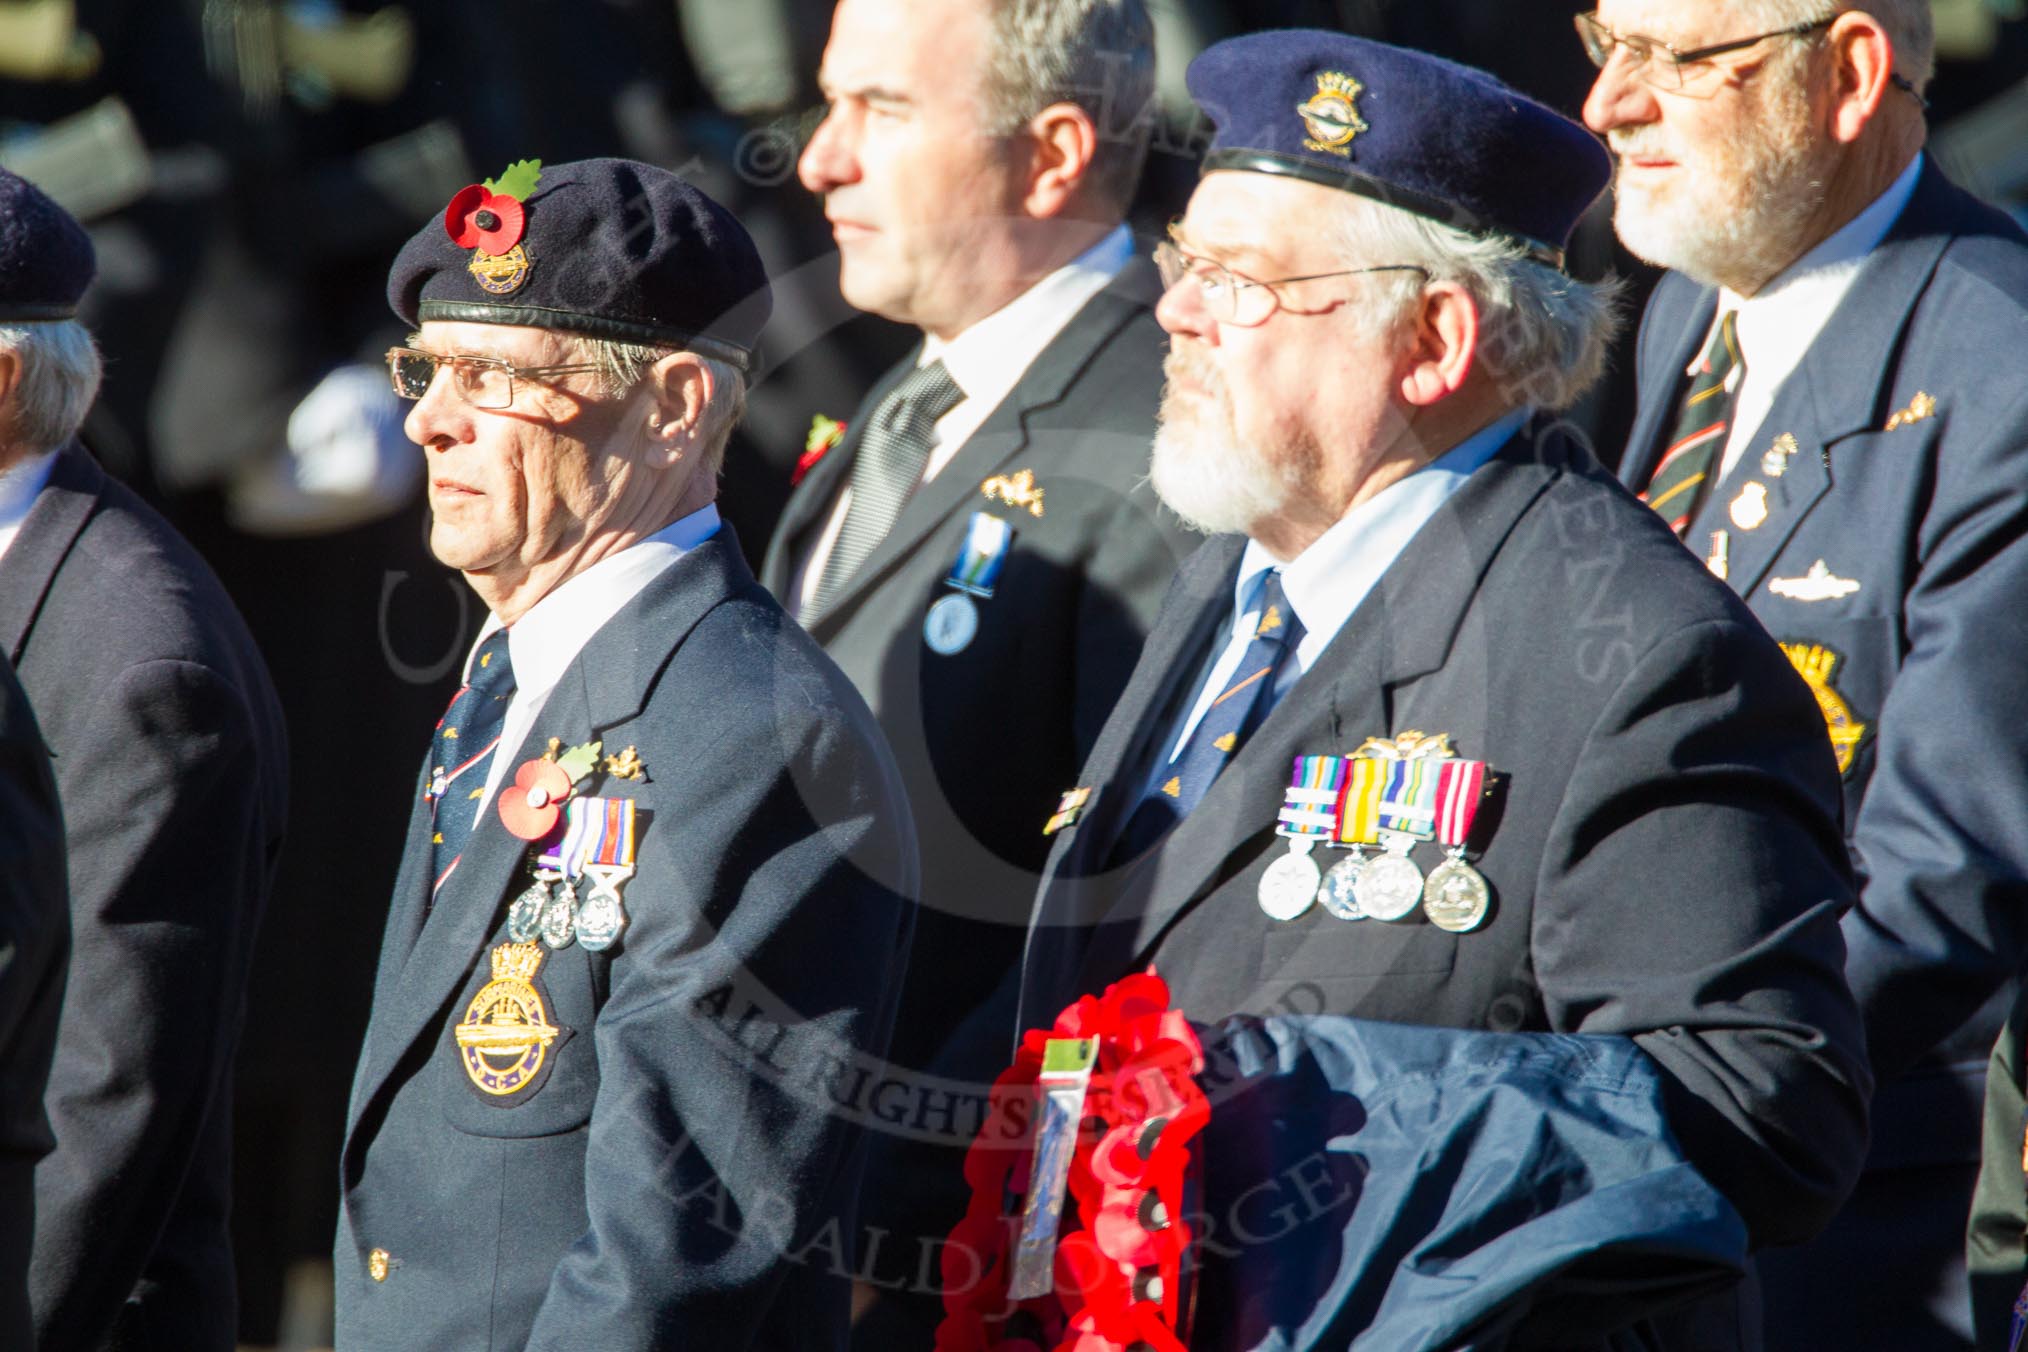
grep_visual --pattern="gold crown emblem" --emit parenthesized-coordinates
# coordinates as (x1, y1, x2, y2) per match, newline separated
(1298, 71, 1370, 155)
(1783, 643, 1839, 687)
(490, 941, 547, 983)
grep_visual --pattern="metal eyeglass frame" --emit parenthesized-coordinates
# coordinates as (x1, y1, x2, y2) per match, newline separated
(386, 346, 604, 410)
(1152, 238, 1429, 328)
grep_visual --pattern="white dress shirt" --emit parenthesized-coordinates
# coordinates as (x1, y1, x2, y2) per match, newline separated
(0, 449, 58, 564)
(1153, 410, 1526, 783)
(1704, 153, 1923, 482)
(789, 224, 1137, 617)
(450, 504, 721, 831)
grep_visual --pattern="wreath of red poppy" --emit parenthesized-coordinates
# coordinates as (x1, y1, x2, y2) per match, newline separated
(936, 972, 1208, 1352)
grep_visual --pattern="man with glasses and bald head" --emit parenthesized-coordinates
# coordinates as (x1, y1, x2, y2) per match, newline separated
(1581, 5, 2028, 1346)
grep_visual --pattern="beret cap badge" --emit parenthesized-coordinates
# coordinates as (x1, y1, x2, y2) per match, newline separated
(444, 160, 542, 297)
(1297, 71, 1369, 156)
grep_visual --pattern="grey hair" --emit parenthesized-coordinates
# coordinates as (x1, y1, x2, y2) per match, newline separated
(1733, 0, 1935, 94)
(977, 0, 1156, 214)
(1328, 196, 1625, 414)
(0, 321, 102, 454)
(577, 338, 749, 481)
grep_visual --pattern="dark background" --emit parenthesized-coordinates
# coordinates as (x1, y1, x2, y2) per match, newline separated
(2, 1, 2021, 1343)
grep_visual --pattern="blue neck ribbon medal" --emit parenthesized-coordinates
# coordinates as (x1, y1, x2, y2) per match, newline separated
(1258, 755, 1346, 920)
(924, 511, 1014, 656)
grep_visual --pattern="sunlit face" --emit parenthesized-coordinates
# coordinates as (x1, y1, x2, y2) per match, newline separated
(1150, 172, 1411, 540)
(798, 0, 1031, 330)
(1582, 1, 1838, 290)
(402, 321, 640, 595)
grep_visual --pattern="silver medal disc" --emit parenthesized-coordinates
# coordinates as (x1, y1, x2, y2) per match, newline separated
(1317, 855, 1368, 921)
(507, 882, 550, 943)
(540, 887, 578, 949)
(1355, 850, 1425, 922)
(923, 593, 980, 656)
(575, 892, 627, 951)
(1422, 857, 1492, 933)
(1258, 847, 1322, 921)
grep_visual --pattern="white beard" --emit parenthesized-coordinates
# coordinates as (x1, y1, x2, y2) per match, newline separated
(1149, 359, 1302, 537)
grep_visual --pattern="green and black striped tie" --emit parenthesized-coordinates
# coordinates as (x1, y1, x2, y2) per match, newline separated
(1641, 310, 1742, 537)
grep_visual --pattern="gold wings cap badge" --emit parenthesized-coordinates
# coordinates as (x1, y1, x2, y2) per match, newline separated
(1298, 72, 1369, 156)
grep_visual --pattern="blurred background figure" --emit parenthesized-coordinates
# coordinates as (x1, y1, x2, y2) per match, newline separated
(0, 3, 2018, 1347)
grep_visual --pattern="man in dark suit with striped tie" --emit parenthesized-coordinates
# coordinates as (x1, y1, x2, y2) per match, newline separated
(761, 0, 1192, 1332)
(1020, 31, 1871, 1346)
(1583, 3, 2028, 1342)
(337, 159, 916, 1352)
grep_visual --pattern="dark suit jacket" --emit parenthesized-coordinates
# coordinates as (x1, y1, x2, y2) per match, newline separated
(1022, 425, 1871, 1269)
(0, 444, 287, 1352)
(760, 262, 1193, 1076)
(336, 528, 918, 1352)
(0, 655, 67, 1352)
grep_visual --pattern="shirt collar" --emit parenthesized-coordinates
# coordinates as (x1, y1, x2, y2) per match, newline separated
(467, 502, 721, 696)
(920, 223, 1135, 404)
(1711, 152, 1924, 375)
(1232, 410, 1526, 663)
(0, 449, 59, 528)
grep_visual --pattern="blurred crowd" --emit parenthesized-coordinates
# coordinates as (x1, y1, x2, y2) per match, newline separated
(1, 0, 2023, 1346)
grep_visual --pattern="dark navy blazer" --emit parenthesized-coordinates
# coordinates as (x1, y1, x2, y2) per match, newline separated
(1022, 424, 1872, 1276)
(336, 529, 918, 1351)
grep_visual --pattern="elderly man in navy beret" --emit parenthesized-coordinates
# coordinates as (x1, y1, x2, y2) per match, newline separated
(0, 166, 289, 1350)
(1016, 31, 1871, 1345)
(335, 158, 917, 1350)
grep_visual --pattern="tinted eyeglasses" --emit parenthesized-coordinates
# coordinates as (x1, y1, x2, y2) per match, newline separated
(386, 346, 603, 410)
(1574, 11, 1835, 90)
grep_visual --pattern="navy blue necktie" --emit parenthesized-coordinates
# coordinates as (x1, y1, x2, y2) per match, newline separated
(423, 628, 516, 905)
(1109, 571, 1304, 865)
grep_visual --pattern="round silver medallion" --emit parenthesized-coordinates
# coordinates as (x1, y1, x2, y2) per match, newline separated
(1257, 848, 1322, 921)
(507, 883, 550, 943)
(575, 892, 627, 952)
(1355, 851, 1425, 922)
(1422, 857, 1492, 933)
(540, 887, 578, 949)
(923, 593, 980, 656)
(1317, 855, 1367, 921)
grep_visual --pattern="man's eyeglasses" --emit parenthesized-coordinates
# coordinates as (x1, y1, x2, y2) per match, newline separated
(1152, 238, 1427, 328)
(386, 347, 603, 410)
(1574, 11, 1834, 91)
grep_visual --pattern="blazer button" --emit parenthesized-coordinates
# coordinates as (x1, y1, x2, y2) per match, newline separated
(368, 1248, 392, 1282)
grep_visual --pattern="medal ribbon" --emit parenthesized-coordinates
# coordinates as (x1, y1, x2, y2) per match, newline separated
(1433, 759, 1487, 850)
(1275, 755, 1346, 839)
(590, 797, 638, 867)
(1378, 757, 1440, 839)
(946, 511, 1014, 597)
(1333, 757, 1385, 846)
(537, 797, 594, 876)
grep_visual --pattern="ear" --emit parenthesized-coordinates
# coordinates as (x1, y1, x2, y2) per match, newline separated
(639, 351, 711, 468)
(1022, 101, 1099, 219)
(1398, 281, 1478, 408)
(1826, 10, 1895, 144)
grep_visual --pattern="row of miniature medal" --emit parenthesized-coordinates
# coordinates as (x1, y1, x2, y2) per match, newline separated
(1258, 751, 1492, 933)
(508, 796, 638, 952)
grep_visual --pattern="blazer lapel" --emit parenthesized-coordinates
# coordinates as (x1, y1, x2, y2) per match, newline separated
(0, 443, 100, 663)
(807, 266, 1158, 634)
(346, 534, 752, 1143)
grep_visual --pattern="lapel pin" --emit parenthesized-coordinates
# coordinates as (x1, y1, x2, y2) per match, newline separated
(1769, 560, 1860, 602)
(1760, 433, 1798, 478)
(980, 468, 1045, 518)
(1730, 482, 1770, 531)
(1885, 391, 1937, 432)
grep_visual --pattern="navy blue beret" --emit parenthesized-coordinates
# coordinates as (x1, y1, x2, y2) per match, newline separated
(388, 158, 770, 370)
(1186, 31, 1610, 269)
(0, 167, 95, 322)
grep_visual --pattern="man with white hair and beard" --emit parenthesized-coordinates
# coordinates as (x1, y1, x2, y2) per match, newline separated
(1582, 4, 2028, 1344)
(1018, 30, 1871, 1347)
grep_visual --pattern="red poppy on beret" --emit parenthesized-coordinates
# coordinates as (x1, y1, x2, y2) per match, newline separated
(443, 184, 527, 256)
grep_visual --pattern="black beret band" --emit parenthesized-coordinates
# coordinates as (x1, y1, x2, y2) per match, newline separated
(1201, 148, 1567, 272)
(0, 303, 81, 322)
(417, 300, 756, 372)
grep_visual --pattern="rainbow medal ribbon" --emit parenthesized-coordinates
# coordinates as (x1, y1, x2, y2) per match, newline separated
(925, 511, 1014, 657)
(1422, 759, 1491, 932)
(1355, 754, 1439, 922)
(1259, 755, 1346, 921)
(508, 795, 595, 944)
(1318, 755, 1385, 921)
(574, 797, 638, 952)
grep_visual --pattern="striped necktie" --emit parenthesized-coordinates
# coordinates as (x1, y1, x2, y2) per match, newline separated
(1641, 310, 1743, 536)
(424, 628, 516, 905)
(809, 359, 965, 618)
(1109, 571, 1304, 866)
